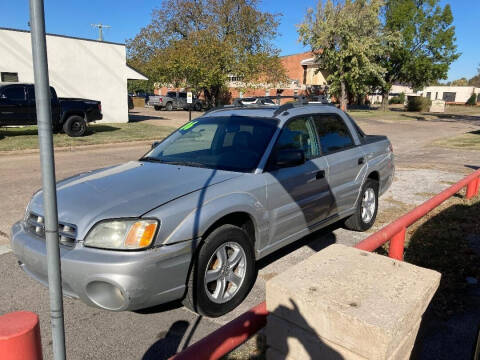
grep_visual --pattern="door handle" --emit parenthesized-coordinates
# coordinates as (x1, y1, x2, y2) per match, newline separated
(316, 170, 325, 180)
(358, 157, 365, 165)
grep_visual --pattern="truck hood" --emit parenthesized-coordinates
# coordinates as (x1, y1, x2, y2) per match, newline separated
(29, 161, 242, 237)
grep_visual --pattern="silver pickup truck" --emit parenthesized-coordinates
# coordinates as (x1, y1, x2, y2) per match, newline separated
(148, 91, 203, 111)
(11, 102, 394, 317)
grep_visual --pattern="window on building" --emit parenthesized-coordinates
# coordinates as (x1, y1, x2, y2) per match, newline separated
(228, 75, 244, 82)
(313, 114, 354, 154)
(426, 92, 431, 99)
(1, 72, 19, 82)
(442, 92, 456, 102)
(435, 92, 439, 100)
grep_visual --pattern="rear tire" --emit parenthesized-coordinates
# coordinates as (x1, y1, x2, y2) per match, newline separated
(183, 224, 255, 317)
(165, 102, 173, 111)
(344, 179, 379, 231)
(63, 115, 87, 137)
(154, 105, 161, 111)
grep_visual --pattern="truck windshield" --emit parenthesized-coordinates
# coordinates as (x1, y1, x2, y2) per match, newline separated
(140, 116, 278, 172)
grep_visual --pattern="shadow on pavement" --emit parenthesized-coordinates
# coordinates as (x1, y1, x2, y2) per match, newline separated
(404, 200, 480, 360)
(142, 320, 190, 360)
(129, 112, 166, 123)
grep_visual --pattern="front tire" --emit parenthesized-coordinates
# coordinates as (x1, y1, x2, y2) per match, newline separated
(183, 224, 255, 317)
(165, 102, 173, 111)
(344, 179, 379, 231)
(63, 115, 87, 137)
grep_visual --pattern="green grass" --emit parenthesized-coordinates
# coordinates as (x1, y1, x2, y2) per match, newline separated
(431, 130, 480, 151)
(0, 123, 176, 152)
(376, 192, 480, 318)
(348, 104, 480, 123)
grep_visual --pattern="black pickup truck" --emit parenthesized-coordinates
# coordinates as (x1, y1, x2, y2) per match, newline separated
(0, 83, 102, 137)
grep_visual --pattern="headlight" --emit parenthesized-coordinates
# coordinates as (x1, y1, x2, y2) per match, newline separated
(84, 219, 158, 250)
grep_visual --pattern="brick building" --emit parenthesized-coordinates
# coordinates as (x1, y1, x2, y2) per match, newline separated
(155, 52, 329, 103)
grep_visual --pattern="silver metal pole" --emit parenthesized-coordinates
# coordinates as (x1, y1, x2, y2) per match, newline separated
(29, 0, 66, 359)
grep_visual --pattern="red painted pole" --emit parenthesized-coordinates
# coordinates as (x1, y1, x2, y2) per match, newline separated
(0, 311, 43, 360)
(388, 227, 406, 260)
(466, 178, 477, 199)
(357, 169, 480, 252)
(170, 302, 267, 360)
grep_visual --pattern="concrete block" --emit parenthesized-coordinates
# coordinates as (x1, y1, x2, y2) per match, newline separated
(266, 244, 440, 360)
(266, 315, 421, 360)
(429, 100, 445, 113)
(267, 314, 367, 360)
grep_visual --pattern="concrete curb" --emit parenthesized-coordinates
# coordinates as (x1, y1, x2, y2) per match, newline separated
(0, 139, 155, 157)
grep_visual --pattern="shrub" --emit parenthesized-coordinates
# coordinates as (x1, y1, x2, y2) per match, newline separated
(388, 92, 406, 104)
(466, 93, 477, 106)
(407, 96, 432, 112)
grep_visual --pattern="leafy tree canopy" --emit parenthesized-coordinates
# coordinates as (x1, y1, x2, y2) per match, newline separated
(127, 0, 286, 106)
(299, 0, 387, 110)
(380, 0, 459, 95)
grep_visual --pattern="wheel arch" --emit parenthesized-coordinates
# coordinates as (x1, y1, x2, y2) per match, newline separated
(367, 170, 380, 183)
(61, 111, 86, 124)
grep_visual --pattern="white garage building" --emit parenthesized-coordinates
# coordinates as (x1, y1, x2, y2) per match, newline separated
(0, 27, 147, 123)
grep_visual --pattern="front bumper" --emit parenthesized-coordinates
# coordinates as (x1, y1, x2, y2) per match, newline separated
(10, 221, 192, 311)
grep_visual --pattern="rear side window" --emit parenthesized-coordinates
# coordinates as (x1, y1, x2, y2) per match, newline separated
(2, 86, 25, 101)
(313, 114, 354, 154)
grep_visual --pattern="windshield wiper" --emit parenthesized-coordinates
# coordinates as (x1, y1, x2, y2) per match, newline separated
(139, 156, 165, 163)
(139, 157, 210, 168)
(163, 160, 210, 168)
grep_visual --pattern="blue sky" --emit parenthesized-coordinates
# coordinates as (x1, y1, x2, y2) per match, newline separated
(1, 0, 478, 81)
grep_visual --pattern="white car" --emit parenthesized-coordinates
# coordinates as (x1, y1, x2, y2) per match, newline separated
(239, 97, 276, 106)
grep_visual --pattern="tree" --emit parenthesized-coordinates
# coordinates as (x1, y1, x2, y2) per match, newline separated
(127, 0, 286, 106)
(378, 0, 459, 111)
(450, 77, 468, 86)
(466, 93, 477, 106)
(299, 0, 386, 111)
(468, 65, 480, 87)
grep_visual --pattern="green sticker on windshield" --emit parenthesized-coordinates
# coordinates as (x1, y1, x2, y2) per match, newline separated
(179, 121, 198, 131)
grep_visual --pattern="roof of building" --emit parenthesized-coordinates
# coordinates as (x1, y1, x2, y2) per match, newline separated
(0, 27, 125, 46)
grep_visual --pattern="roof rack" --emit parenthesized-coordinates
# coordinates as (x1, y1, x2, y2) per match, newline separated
(203, 95, 330, 116)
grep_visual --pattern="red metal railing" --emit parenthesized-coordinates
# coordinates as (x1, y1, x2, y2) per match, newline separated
(170, 169, 480, 360)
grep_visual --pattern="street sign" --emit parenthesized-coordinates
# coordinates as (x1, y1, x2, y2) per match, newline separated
(187, 91, 193, 104)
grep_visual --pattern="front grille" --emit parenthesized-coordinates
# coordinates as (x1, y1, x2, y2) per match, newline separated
(25, 212, 77, 247)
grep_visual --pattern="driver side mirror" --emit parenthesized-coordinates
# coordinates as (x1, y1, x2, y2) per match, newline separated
(273, 149, 305, 168)
(151, 141, 160, 149)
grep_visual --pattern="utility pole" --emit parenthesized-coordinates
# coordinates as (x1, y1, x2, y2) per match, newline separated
(29, 0, 66, 359)
(91, 23, 111, 41)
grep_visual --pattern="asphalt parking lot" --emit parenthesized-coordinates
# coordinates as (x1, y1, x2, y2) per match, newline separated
(0, 109, 479, 359)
